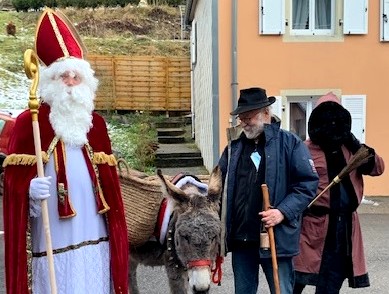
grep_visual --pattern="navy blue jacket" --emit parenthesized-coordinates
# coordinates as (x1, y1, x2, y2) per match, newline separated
(219, 121, 318, 257)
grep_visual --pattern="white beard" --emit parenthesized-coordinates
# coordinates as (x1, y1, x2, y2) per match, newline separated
(242, 113, 265, 139)
(243, 124, 264, 139)
(40, 80, 95, 147)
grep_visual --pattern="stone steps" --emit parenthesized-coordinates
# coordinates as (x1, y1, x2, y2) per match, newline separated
(157, 135, 185, 144)
(155, 157, 204, 168)
(155, 117, 208, 175)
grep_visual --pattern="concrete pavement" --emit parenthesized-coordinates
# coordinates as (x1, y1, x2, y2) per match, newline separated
(135, 199, 389, 293)
(357, 196, 389, 214)
(0, 197, 388, 293)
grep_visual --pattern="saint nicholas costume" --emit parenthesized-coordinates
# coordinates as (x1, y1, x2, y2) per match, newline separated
(3, 8, 129, 294)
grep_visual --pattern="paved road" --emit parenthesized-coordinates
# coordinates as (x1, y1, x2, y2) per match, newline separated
(0, 201, 388, 293)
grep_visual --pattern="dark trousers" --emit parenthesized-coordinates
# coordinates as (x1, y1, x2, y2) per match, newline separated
(232, 245, 294, 294)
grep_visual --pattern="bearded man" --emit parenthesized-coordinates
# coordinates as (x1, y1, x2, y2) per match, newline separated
(218, 87, 319, 294)
(3, 8, 128, 294)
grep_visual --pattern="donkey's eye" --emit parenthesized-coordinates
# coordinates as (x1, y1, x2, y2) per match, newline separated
(179, 233, 190, 243)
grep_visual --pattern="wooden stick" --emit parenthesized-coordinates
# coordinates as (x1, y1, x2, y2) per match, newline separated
(24, 49, 57, 294)
(307, 178, 337, 208)
(261, 184, 280, 294)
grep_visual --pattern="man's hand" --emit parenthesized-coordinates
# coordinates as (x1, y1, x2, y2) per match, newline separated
(259, 209, 284, 228)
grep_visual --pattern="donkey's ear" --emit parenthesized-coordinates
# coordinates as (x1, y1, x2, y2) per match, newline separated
(207, 166, 222, 202)
(157, 169, 189, 203)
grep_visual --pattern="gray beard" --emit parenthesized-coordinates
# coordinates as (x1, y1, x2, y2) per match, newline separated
(243, 124, 264, 139)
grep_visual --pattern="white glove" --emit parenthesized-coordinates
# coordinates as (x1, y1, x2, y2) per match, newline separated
(29, 176, 52, 200)
(29, 176, 51, 218)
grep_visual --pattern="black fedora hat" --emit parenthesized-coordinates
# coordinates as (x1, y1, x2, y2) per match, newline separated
(230, 87, 276, 115)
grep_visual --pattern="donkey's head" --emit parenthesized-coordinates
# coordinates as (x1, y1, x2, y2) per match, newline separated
(157, 166, 222, 294)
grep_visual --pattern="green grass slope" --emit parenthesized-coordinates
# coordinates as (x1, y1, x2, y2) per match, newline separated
(0, 5, 189, 74)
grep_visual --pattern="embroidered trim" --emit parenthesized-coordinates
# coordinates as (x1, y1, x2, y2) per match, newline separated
(57, 183, 67, 204)
(93, 152, 117, 166)
(85, 143, 110, 214)
(27, 219, 33, 292)
(54, 140, 76, 218)
(3, 152, 49, 167)
(47, 136, 60, 159)
(32, 237, 109, 257)
(47, 10, 69, 58)
(3, 136, 59, 168)
(2, 146, 116, 167)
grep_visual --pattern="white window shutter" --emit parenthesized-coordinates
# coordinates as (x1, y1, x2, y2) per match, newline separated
(341, 95, 366, 143)
(259, 0, 285, 35)
(380, 0, 389, 41)
(271, 96, 283, 120)
(343, 0, 368, 34)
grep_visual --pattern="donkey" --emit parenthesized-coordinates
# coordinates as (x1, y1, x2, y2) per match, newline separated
(129, 166, 223, 294)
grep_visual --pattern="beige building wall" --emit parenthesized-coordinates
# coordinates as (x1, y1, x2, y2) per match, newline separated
(218, 1, 233, 148)
(218, 1, 388, 196)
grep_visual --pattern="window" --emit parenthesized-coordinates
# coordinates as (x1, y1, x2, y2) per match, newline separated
(289, 102, 308, 140)
(278, 93, 366, 143)
(286, 96, 319, 140)
(260, 0, 368, 37)
(291, 0, 334, 36)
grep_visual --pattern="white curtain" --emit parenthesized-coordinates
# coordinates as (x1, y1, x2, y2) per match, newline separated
(315, 0, 331, 29)
(293, 0, 331, 30)
(292, 0, 309, 29)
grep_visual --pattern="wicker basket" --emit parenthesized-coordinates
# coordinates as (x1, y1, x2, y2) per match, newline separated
(117, 159, 211, 246)
(117, 159, 164, 247)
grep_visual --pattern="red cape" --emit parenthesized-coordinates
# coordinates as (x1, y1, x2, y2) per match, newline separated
(3, 103, 129, 293)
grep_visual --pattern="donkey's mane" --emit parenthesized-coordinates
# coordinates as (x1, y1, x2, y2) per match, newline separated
(188, 194, 209, 209)
(179, 182, 210, 209)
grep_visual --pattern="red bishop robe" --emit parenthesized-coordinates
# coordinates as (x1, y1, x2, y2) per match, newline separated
(3, 103, 129, 293)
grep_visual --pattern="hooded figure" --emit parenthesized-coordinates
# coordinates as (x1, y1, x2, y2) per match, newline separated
(293, 92, 385, 294)
(308, 93, 352, 151)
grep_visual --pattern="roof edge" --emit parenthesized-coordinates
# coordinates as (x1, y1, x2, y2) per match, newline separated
(185, 0, 199, 25)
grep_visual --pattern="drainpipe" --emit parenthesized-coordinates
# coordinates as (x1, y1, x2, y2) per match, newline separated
(231, 0, 238, 127)
(185, 0, 198, 138)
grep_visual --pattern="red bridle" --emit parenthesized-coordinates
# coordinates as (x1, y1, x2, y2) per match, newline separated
(187, 259, 212, 268)
(186, 256, 224, 285)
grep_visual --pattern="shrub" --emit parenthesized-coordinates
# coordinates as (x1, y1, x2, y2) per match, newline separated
(106, 112, 158, 174)
(148, 0, 185, 6)
(12, 0, 30, 12)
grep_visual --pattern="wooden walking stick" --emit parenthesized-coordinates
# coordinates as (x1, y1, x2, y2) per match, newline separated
(24, 48, 57, 294)
(308, 145, 373, 208)
(261, 184, 281, 294)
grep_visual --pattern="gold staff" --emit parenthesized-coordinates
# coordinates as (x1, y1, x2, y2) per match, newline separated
(24, 49, 57, 294)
